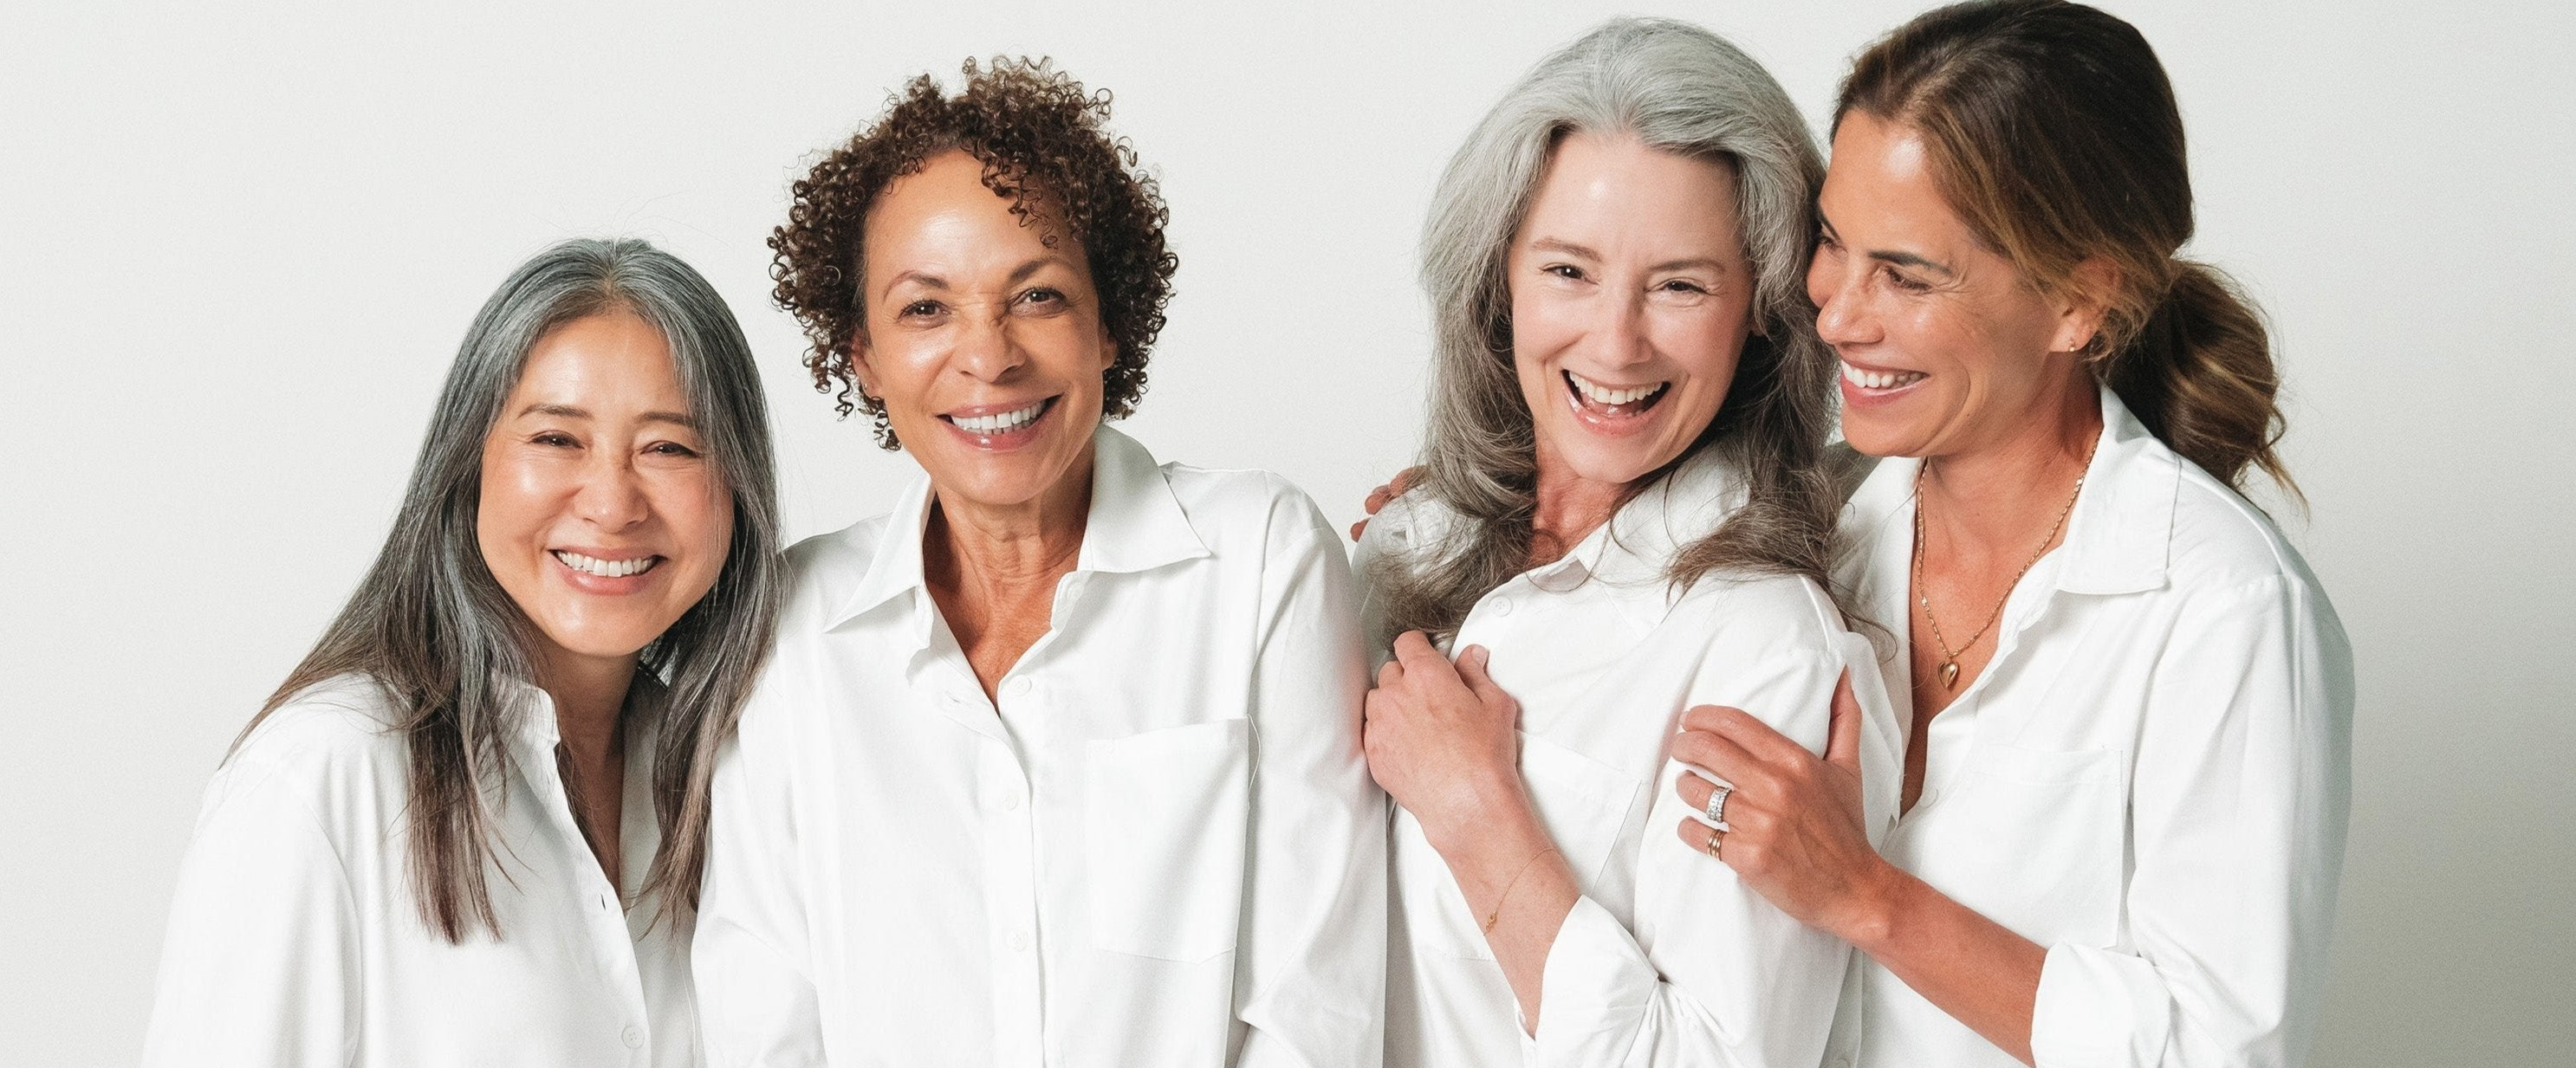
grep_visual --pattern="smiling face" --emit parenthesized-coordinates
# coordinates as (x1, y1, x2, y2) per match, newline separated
(851, 150, 1114, 519)
(477, 309, 732, 678)
(1809, 111, 2106, 460)
(1506, 131, 1757, 490)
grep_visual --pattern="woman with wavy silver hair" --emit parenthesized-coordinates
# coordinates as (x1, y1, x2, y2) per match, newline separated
(1357, 18, 1902, 1067)
(142, 237, 782, 1067)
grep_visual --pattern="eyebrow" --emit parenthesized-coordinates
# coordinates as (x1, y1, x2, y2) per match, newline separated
(1818, 211, 1956, 277)
(517, 403, 698, 429)
(882, 256, 1074, 295)
(1527, 238, 1729, 276)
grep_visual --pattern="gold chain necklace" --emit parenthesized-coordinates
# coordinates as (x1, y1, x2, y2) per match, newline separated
(1911, 455, 2088, 690)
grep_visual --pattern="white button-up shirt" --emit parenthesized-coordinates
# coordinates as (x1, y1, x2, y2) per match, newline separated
(692, 426, 1385, 1068)
(142, 674, 698, 1067)
(1825, 385, 2354, 1068)
(1356, 449, 1905, 1068)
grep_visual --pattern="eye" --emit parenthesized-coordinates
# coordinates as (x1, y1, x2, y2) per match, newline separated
(532, 431, 579, 448)
(646, 441, 701, 458)
(1881, 266, 1934, 294)
(1014, 287, 1067, 311)
(898, 299, 944, 320)
(1656, 279, 1710, 295)
(1542, 263, 1586, 281)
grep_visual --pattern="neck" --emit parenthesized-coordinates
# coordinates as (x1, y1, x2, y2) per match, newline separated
(1917, 373, 2102, 557)
(537, 648, 636, 767)
(1528, 441, 1629, 562)
(929, 451, 1096, 602)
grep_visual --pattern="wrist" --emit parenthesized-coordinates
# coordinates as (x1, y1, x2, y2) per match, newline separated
(1830, 856, 1916, 954)
(1420, 772, 1543, 871)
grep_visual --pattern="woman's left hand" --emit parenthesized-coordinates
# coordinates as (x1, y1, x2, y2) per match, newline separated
(1362, 631, 1525, 853)
(1668, 673, 1898, 942)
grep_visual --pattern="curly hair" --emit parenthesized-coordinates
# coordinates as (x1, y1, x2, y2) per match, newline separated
(770, 56, 1178, 447)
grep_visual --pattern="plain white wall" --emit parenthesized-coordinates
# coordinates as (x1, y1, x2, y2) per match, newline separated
(3, 1, 2568, 1062)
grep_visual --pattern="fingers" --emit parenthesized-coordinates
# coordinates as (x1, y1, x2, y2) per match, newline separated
(1375, 657, 1405, 690)
(1453, 645, 1512, 708)
(1348, 519, 1368, 541)
(1825, 670, 1865, 774)
(1685, 702, 1814, 765)
(1391, 631, 1450, 675)
(1673, 818, 1727, 864)
(1390, 465, 1423, 497)
(1668, 724, 1771, 793)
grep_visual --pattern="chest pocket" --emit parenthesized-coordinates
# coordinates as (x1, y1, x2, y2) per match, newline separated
(1084, 718, 1251, 961)
(1926, 743, 2128, 948)
(1398, 731, 1639, 961)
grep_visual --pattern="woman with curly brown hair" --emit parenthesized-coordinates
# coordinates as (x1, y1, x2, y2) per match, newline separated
(691, 58, 1385, 1066)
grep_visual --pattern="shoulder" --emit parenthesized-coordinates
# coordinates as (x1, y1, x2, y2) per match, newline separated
(1677, 570, 1850, 664)
(1158, 462, 1339, 557)
(2159, 452, 2334, 609)
(207, 674, 412, 833)
(777, 513, 896, 616)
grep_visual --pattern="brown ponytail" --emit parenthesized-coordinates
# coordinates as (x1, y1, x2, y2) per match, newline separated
(1838, 0, 2294, 494)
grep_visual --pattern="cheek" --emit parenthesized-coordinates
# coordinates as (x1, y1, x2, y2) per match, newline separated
(474, 456, 550, 568)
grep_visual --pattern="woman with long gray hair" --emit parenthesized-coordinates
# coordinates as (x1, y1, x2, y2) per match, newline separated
(1356, 18, 1901, 1067)
(141, 237, 782, 1067)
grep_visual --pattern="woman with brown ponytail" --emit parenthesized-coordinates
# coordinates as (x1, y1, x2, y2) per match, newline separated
(1654, 2, 2355, 1065)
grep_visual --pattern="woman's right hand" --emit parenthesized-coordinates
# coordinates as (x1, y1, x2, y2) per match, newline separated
(1348, 466, 1424, 540)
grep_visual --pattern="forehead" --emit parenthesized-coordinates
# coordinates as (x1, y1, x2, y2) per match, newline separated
(509, 309, 686, 408)
(861, 150, 1080, 270)
(1521, 131, 1745, 249)
(1820, 113, 1963, 236)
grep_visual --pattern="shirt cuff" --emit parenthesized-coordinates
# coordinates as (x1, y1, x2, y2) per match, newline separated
(2031, 942, 2173, 1068)
(1528, 896, 1657, 1067)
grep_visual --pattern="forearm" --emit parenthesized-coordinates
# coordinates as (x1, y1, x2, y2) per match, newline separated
(1428, 782, 1583, 1032)
(1844, 865, 2047, 1065)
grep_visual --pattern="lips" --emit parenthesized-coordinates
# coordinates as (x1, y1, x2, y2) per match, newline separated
(550, 549, 661, 578)
(938, 396, 1058, 448)
(1563, 369, 1671, 417)
(1839, 361, 1926, 391)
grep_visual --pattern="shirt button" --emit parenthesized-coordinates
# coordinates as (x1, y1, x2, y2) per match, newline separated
(1001, 791, 1022, 811)
(1492, 597, 1514, 617)
(1919, 787, 1942, 806)
(621, 1024, 644, 1049)
(1003, 677, 1033, 698)
(1009, 931, 1030, 952)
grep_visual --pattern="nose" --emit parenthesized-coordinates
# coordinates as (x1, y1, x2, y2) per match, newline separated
(1809, 252, 1871, 349)
(1584, 288, 1654, 370)
(570, 450, 650, 532)
(953, 303, 1028, 383)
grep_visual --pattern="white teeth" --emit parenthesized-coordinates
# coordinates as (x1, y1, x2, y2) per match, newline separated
(951, 400, 1047, 435)
(553, 550, 658, 578)
(1566, 371, 1669, 408)
(1840, 362, 1927, 391)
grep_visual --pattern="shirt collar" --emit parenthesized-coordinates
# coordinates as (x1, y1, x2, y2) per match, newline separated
(2052, 381, 2177, 596)
(1843, 380, 2177, 598)
(1535, 443, 1744, 592)
(827, 423, 1210, 631)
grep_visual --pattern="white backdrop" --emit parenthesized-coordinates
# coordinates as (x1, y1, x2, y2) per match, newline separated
(3, 1, 2569, 1063)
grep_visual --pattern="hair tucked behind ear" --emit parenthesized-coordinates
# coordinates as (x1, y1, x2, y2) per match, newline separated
(1840, 0, 2296, 495)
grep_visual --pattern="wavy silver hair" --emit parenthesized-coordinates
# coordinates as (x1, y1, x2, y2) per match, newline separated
(1375, 16, 1840, 639)
(246, 237, 782, 940)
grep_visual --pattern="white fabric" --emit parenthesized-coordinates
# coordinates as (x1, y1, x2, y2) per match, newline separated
(691, 425, 1386, 1068)
(1820, 384, 2354, 1068)
(141, 674, 698, 1068)
(1358, 448, 1904, 1068)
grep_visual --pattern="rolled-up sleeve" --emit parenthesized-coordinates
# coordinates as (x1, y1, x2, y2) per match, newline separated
(2029, 574, 2353, 1068)
(693, 725, 827, 1067)
(141, 757, 360, 1068)
(1529, 641, 1868, 1068)
(1233, 483, 1388, 1068)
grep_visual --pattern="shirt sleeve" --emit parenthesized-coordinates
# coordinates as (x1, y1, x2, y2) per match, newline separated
(140, 756, 361, 1068)
(693, 724, 828, 1067)
(1529, 631, 1861, 1068)
(1233, 481, 1390, 1068)
(2028, 573, 2354, 1068)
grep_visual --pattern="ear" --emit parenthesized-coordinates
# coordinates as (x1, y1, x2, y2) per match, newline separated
(847, 328, 884, 400)
(2051, 257, 2120, 354)
(1096, 320, 1119, 373)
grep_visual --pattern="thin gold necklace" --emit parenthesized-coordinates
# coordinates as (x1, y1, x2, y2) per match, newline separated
(1911, 452, 2089, 690)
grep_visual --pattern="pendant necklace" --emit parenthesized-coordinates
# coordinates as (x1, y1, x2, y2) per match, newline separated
(1911, 450, 2090, 690)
